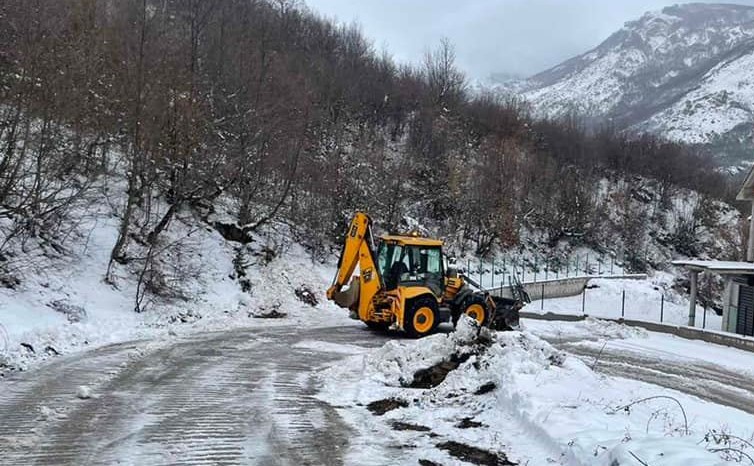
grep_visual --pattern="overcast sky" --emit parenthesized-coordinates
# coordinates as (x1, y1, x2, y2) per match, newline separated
(303, 0, 754, 80)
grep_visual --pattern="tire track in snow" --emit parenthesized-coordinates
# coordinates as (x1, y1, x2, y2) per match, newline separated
(0, 325, 390, 466)
(548, 339, 754, 415)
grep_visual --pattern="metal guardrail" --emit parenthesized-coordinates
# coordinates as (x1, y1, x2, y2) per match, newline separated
(460, 253, 629, 290)
(489, 274, 647, 301)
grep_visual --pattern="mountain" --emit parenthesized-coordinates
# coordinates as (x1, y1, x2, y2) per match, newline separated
(507, 3, 754, 166)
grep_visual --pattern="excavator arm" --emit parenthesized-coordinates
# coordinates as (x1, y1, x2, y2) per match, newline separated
(326, 212, 383, 319)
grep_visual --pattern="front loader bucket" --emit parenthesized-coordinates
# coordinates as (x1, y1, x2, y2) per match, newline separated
(332, 277, 360, 310)
(490, 296, 521, 331)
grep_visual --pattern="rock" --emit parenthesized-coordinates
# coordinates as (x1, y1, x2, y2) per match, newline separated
(294, 286, 319, 306)
(49, 300, 87, 323)
(213, 222, 252, 244)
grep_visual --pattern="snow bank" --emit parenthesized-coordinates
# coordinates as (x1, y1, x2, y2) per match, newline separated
(319, 317, 754, 465)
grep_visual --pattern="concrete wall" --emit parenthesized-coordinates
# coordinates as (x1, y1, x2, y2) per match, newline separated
(521, 311, 754, 353)
(491, 274, 647, 301)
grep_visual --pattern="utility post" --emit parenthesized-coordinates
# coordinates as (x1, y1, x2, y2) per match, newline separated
(688, 270, 699, 327)
(747, 201, 754, 262)
(491, 258, 495, 288)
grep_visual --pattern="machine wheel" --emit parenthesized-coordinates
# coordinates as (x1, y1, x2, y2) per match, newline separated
(462, 295, 489, 327)
(405, 296, 439, 338)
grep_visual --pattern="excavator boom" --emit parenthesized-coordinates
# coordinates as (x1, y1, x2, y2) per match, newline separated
(326, 212, 383, 316)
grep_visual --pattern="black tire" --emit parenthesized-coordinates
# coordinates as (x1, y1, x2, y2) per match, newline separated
(404, 296, 439, 338)
(461, 295, 489, 327)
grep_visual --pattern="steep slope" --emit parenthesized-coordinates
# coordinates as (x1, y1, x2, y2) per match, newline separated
(511, 3, 754, 165)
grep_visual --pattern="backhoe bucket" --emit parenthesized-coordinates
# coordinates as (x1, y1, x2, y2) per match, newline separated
(331, 277, 360, 310)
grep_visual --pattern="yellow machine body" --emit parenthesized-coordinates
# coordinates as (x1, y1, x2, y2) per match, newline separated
(327, 212, 486, 337)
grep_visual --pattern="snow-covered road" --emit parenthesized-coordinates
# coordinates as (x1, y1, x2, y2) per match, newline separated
(0, 325, 390, 466)
(546, 338, 754, 416)
(3, 321, 754, 465)
(525, 318, 754, 416)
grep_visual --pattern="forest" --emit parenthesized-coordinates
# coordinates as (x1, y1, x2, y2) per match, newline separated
(0, 0, 736, 283)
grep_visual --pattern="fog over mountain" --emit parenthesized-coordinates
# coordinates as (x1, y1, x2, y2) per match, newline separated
(508, 3, 754, 165)
(304, 0, 754, 79)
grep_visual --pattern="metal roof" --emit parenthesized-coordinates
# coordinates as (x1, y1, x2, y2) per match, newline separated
(379, 235, 443, 247)
(672, 260, 754, 274)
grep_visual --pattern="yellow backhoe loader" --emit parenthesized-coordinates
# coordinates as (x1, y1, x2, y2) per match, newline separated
(326, 212, 523, 337)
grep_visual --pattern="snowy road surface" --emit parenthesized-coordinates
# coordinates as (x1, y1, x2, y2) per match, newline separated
(526, 320, 754, 417)
(0, 325, 390, 466)
(546, 338, 754, 415)
(3, 321, 754, 465)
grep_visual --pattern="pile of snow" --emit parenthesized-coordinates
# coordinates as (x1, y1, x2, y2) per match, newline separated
(75, 385, 92, 400)
(360, 317, 486, 388)
(319, 317, 754, 465)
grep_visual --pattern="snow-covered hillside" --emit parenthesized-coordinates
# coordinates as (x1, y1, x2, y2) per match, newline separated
(0, 170, 742, 374)
(492, 3, 754, 165)
(0, 183, 350, 374)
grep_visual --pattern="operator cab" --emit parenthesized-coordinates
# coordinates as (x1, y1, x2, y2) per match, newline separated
(377, 235, 444, 296)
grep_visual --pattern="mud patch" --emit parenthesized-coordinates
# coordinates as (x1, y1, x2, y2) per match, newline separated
(436, 441, 515, 465)
(456, 417, 484, 429)
(418, 460, 442, 466)
(474, 382, 496, 395)
(409, 353, 471, 389)
(391, 421, 431, 432)
(367, 397, 408, 415)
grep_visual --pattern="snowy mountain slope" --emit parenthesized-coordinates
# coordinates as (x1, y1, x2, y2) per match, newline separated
(639, 46, 754, 144)
(502, 3, 754, 164)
